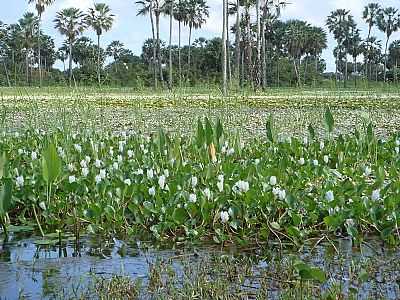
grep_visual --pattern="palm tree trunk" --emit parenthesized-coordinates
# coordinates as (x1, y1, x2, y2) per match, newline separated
(222, 0, 227, 96)
(156, 11, 163, 83)
(235, 0, 240, 87)
(226, 1, 231, 88)
(97, 34, 101, 86)
(2, 60, 10, 87)
(178, 20, 182, 88)
(69, 42, 73, 87)
(314, 54, 318, 87)
(303, 56, 308, 84)
(168, 1, 173, 90)
(38, 14, 42, 87)
(13, 51, 16, 86)
(26, 51, 29, 85)
(354, 56, 357, 88)
(396, 59, 398, 83)
(384, 35, 389, 82)
(344, 52, 348, 88)
(366, 25, 372, 80)
(149, 5, 157, 89)
(188, 25, 192, 78)
(256, 0, 261, 88)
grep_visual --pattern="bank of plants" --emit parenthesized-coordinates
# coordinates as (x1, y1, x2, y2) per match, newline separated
(1, 109, 400, 247)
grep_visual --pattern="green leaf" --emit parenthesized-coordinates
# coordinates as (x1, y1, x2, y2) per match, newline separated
(215, 118, 223, 146)
(308, 267, 326, 282)
(308, 124, 315, 140)
(42, 143, 61, 185)
(172, 207, 188, 224)
(0, 178, 13, 217)
(205, 117, 214, 146)
(0, 152, 8, 180)
(266, 115, 274, 143)
(324, 107, 334, 134)
(196, 118, 205, 148)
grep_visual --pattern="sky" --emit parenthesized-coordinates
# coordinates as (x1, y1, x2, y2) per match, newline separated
(1, 0, 400, 71)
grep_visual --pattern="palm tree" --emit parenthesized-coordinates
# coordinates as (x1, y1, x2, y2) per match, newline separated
(389, 40, 400, 82)
(19, 12, 38, 85)
(0, 21, 11, 87)
(106, 40, 124, 73)
(362, 3, 381, 79)
(222, 0, 227, 96)
(327, 9, 351, 85)
(85, 3, 114, 85)
(377, 7, 400, 82)
(136, 0, 158, 88)
(28, 0, 54, 87)
(308, 26, 327, 86)
(183, 0, 209, 76)
(174, 0, 186, 87)
(54, 8, 86, 87)
(162, 0, 175, 89)
(362, 36, 382, 81)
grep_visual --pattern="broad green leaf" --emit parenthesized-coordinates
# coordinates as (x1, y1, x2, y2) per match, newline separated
(215, 118, 223, 146)
(205, 117, 214, 146)
(324, 107, 334, 134)
(0, 178, 13, 216)
(308, 124, 315, 140)
(196, 118, 205, 148)
(0, 152, 8, 180)
(266, 115, 274, 143)
(42, 143, 61, 185)
(172, 207, 188, 224)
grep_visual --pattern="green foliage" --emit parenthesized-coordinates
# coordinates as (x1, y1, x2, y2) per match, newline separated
(42, 143, 61, 185)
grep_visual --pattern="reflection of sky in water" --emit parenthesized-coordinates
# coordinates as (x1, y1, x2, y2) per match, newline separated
(0, 235, 399, 299)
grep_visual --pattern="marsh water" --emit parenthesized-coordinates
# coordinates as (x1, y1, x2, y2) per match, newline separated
(0, 232, 399, 299)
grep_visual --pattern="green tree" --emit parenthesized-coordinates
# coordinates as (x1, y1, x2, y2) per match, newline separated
(19, 12, 38, 85)
(28, 0, 54, 87)
(54, 8, 86, 87)
(377, 7, 399, 82)
(85, 3, 114, 85)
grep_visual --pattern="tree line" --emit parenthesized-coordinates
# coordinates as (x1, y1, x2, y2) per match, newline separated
(0, 1, 400, 90)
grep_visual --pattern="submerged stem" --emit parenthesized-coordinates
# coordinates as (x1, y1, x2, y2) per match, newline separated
(32, 204, 45, 237)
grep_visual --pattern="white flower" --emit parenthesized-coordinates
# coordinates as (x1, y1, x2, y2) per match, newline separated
(191, 176, 198, 188)
(119, 141, 125, 153)
(278, 189, 286, 200)
(189, 193, 197, 203)
(95, 159, 102, 168)
(313, 159, 319, 166)
(58, 147, 65, 158)
(124, 178, 131, 186)
(136, 168, 144, 175)
(85, 156, 91, 164)
(68, 175, 76, 183)
(320, 141, 325, 150)
(80, 160, 87, 168)
(269, 176, 277, 186)
(18, 149, 24, 155)
(323, 155, 329, 164)
(371, 189, 380, 201)
(345, 218, 355, 227)
(117, 155, 123, 163)
(272, 187, 280, 196)
(16, 175, 24, 187)
(220, 211, 229, 223)
(74, 144, 82, 153)
(158, 175, 166, 189)
(148, 186, 156, 196)
(67, 163, 75, 172)
(203, 188, 211, 200)
(255, 159, 260, 165)
(39, 201, 46, 211)
(298, 157, 305, 165)
(396, 147, 399, 154)
(31, 151, 37, 160)
(113, 162, 119, 170)
(325, 190, 334, 202)
(147, 169, 154, 179)
(218, 174, 224, 182)
(364, 166, 371, 177)
(127, 150, 134, 158)
(163, 169, 169, 178)
(227, 148, 235, 156)
(217, 180, 224, 193)
(233, 180, 249, 194)
(303, 137, 308, 145)
(95, 175, 102, 184)
(99, 169, 107, 179)
(396, 140, 400, 146)
(82, 167, 89, 177)
(109, 148, 114, 157)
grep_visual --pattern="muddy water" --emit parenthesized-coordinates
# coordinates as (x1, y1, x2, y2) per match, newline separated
(0, 233, 399, 299)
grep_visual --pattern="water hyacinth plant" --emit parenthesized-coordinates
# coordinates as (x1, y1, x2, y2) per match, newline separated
(0, 113, 400, 246)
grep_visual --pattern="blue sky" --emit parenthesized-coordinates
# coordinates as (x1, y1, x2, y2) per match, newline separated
(2, 0, 400, 71)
